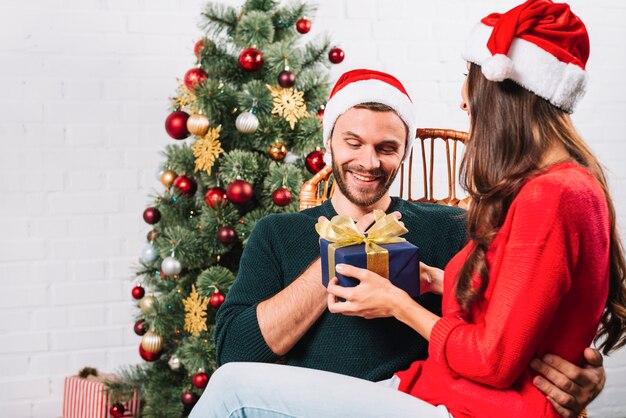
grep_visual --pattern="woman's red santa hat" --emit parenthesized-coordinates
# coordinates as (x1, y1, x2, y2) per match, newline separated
(323, 69, 417, 160)
(462, 0, 589, 113)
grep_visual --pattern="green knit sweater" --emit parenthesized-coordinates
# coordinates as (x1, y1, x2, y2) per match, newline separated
(215, 197, 468, 381)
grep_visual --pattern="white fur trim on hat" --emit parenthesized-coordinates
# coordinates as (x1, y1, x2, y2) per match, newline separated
(322, 79, 417, 160)
(462, 23, 588, 113)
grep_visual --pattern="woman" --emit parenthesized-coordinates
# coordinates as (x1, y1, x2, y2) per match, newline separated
(191, 1, 626, 417)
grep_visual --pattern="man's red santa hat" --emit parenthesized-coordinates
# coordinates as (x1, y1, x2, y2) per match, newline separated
(323, 69, 417, 160)
(462, 0, 589, 113)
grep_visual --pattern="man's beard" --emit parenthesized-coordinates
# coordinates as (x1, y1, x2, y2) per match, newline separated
(331, 157, 399, 207)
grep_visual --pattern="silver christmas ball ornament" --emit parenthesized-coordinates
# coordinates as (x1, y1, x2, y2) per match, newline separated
(141, 243, 159, 263)
(168, 355, 182, 371)
(161, 256, 182, 276)
(235, 111, 259, 134)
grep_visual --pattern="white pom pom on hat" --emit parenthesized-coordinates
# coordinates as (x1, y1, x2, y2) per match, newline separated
(461, 0, 590, 113)
(481, 54, 514, 82)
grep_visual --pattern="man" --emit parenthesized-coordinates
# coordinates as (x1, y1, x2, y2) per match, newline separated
(213, 69, 604, 417)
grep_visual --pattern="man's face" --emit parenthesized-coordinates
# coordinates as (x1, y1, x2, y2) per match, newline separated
(329, 107, 406, 207)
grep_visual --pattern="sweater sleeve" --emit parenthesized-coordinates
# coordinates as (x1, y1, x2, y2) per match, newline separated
(215, 216, 284, 365)
(429, 180, 581, 388)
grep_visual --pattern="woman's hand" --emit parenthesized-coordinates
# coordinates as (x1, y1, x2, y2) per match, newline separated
(326, 263, 407, 319)
(420, 262, 444, 295)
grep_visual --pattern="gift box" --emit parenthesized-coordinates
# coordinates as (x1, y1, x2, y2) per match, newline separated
(63, 371, 140, 418)
(317, 210, 420, 297)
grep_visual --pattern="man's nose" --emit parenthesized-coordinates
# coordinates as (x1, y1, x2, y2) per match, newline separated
(358, 146, 380, 170)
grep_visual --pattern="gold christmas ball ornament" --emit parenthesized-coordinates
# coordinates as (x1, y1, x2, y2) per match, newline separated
(140, 330, 164, 354)
(160, 169, 177, 187)
(139, 294, 157, 313)
(268, 143, 288, 160)
(186, 113, 210, 137)
(146, 229, 158, 242)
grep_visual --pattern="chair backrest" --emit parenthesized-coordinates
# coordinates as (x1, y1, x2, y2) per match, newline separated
(298, 128, 470, 210)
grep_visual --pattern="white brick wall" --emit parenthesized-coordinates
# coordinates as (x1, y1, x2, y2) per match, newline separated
(0, 1, 624, 417)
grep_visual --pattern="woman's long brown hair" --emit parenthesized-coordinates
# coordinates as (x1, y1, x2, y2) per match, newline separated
(456, 63, 626, 354)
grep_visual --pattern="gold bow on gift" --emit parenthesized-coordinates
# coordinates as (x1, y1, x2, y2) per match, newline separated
(315, 210, 408, 280)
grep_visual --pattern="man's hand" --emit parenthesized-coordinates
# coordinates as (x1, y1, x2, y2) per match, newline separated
(530, 348, 605, 418)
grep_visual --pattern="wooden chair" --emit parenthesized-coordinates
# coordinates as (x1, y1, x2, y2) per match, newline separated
(299, 128, 470, 210)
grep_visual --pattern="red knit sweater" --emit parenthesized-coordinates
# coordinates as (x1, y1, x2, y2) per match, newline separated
(395, 163, 610, 418)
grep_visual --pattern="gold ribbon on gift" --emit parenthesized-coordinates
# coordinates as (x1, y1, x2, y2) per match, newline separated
(315, 210, 408, 280)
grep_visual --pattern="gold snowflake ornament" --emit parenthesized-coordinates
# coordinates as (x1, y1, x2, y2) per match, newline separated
(192, 125, 223, 175)
(170, 81, 195, 111)
(267, 84, 308, 129)
(182, 285, 209, 337)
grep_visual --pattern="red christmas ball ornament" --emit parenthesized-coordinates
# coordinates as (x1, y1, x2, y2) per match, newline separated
(165, 110, 190, 140)
(173, 175, 197, 196)
(109, 403, 125, 418)
(277, 70, 296, 88)
(296, 18, 311, 34)
(193, 39, 205, 60)
(272, 187, 292, 207)
(184, 67, 208, 90)
(226, 179, 253, 204)
(317, 104, 325, 120)
(134, 319, 147, 336)
(139, 344, 160, 361)
(305, 150, 326, 174)
(181, 392, 199, 407)
(217, 226, 237, 245)
(143, 207, 161, 224)
(192, 372, 209, 389)
(204, 187, 228, 208)
(210, 292, 225, 308)
(238, 47, 263, 72)
(131, 285, 145, 300)
(329, 47, 345, 64)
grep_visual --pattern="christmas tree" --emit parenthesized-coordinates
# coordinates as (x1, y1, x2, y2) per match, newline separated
(107, 1, 344, 416)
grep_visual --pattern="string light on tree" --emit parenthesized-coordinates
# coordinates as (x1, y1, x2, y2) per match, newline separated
(165, 110, 191, 140)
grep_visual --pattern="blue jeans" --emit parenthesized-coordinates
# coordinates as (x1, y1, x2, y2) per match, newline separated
(189, 362, 453, 418)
